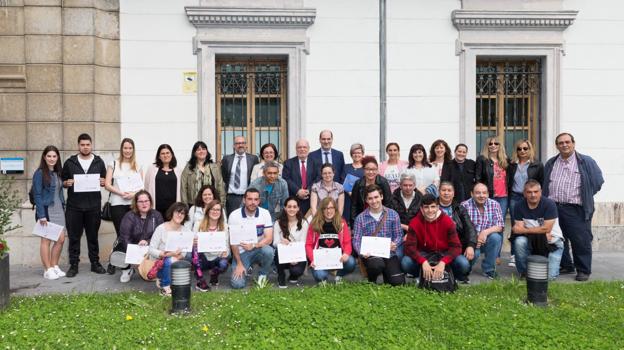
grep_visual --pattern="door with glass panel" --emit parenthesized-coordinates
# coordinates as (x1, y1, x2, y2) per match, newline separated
(476, 59, 541, 158)
(215, 58, 287, 161)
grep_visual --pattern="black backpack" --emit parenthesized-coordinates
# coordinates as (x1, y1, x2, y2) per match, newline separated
(28, 185, 35, 209)
(417, 253, 458, 293)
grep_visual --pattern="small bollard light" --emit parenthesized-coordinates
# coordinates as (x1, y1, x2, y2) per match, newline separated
(170, 260, 192, 314)
(526, 255, 549, 307)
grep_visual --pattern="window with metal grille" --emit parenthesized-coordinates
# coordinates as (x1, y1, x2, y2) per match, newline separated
(215, 58, 288, 161)
(476, 59, 541, 158)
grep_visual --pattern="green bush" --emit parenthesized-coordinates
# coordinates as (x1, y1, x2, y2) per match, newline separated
(0, 281, 622, 349)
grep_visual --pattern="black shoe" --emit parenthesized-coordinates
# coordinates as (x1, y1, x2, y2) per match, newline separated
(91, 263, 106, 274)
(278, 273, 286, 289)
(209, 273, 219, 286)
(195, 279, 211, 292)
(106, 263, 116, 275)
(66, 265, 79, 278)
(575, 272, 590, 282)
(559, 266, 576, 275)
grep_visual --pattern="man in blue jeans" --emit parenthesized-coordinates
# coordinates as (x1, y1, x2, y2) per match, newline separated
(228, 188, 274, 289)
(461, 183, 504, 279)
(512, 180, 564, 280)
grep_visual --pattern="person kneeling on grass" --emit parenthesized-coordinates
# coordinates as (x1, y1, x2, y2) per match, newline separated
(117, 190, 164, 283)
(352, 184, 405, 286)
(193, 200, 230, 290)
(402, 194, 462, 283)
(306, 197, 356, 284)
(272, 197, 309, 288)
(148, 202, 191, 296)
(512, 180, 564, 281)
(229, 188, 275, 289)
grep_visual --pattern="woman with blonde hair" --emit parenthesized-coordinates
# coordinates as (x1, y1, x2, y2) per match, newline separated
(105, 138, 144, 274)
(193, 200, 230, 290)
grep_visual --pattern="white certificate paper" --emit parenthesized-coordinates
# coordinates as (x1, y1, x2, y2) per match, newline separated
(73, 174, 101, 192)
(164, 231, 194, 252)
(125, 244, 149, 264)
(360, 236, 391, 259)
(313, 248, 343, 270)
(277, 242, 307, 264)
(229, 223, 259, 245)
(197, 231, 227, 253)
(32, 221, 64, 241)
(116, 174, 144, 192)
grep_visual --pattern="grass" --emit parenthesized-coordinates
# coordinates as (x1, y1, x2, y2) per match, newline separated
(1, 281, 623, 349)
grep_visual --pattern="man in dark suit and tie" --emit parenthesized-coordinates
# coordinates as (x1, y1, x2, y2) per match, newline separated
(221, 135, 260, 215)
(283, 139, 321, 216)
(309, 129, 345, 182)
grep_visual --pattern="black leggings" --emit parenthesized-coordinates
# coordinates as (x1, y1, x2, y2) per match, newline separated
(363, 255, 405, 286)
(110, 204, 131, 236)
(275, 249, 306, 280)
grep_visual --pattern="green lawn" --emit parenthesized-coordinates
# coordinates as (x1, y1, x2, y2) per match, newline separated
(1, 281, 623, 349)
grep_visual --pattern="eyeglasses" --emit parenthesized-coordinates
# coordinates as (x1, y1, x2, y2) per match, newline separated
(364, 167, 377, 172)
(517, 147, 529, 151)
(324, 206, 336, 210)
(489, 142, 500, 146)
(209, 208, 222, 212)
(136, 200, 150, 204)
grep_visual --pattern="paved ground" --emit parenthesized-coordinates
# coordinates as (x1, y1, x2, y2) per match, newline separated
(8, 252, 624, 297)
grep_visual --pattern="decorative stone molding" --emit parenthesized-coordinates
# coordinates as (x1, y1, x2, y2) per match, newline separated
(0, 65, 26, 92)
(452, 10, 578, 30)
(185, 7, 316, 28)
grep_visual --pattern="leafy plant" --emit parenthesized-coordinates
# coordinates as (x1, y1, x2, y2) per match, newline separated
(0, 176, 22, 256)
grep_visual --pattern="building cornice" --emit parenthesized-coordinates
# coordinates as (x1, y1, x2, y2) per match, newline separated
(452, 10, 578, 30)
(185, 7, 316, 28)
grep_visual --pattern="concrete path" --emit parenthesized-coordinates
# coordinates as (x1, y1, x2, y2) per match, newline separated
(9, 252, 624, 297)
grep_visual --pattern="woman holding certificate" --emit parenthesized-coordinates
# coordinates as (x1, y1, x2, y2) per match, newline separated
(32, 145, 66, 280)
(306, 197, 356, 284)
(273, 197, 309, 288)
(144, 144, 182, 218)
(105, 138, 144, 274)
(148, 202, 192, 296)
(180, 141, 226, 207)
(310, 164, 345, 217)
(186, 184, 223, 231)
(193, 200, 230, 290)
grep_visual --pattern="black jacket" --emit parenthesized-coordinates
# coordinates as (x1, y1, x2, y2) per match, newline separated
(118, 209, 164, 252)
(440, 159, 476, 203)
(441, 202, 477, 251)
(475, 155, 510, 198)
(61, 154, 107, 210)
(388, 187, 422, 227)
(350, 175, 392, 225)
(506, 161, 544, 195)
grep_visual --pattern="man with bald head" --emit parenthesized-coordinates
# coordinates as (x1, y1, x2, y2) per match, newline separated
(309, 130, 345, 182)
(283, 139, 321, 215)
(221, 136, 260, 215)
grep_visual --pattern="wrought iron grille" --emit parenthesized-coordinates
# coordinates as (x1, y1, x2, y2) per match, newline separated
(476, 60, 541, 158)
(216, 61, 287, 160)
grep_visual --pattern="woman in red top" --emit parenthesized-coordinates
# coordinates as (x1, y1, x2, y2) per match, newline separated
(306, 197, 356, 284)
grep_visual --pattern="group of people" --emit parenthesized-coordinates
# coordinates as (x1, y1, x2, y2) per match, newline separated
(31, 130, 603, 295)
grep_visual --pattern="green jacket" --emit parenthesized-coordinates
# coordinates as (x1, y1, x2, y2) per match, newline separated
(180, 162, 226, 206)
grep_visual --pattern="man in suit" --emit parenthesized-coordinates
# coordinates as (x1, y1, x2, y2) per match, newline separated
(309, 129, 345, 182)
(221, 135, 260, 215)
(283, 139, 321, 215)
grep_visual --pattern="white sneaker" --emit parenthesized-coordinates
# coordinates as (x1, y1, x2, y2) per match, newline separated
(44, 268, 59, 280)
(53, 265, 66, 277)
(508, 255, 516, 267)
(335, 276, 343, 284)
(257, 275, 267, 285)
(120, 268, 134, 283)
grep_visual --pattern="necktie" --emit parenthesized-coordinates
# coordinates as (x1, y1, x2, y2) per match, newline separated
(300, 160, 307, 190)
(323, 151, 330, 164)
(234, 155, 242, 189)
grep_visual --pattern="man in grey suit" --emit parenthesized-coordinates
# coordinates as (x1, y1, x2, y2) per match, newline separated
(221, 136, 260, 215)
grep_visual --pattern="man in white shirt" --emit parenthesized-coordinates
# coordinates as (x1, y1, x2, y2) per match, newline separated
(228, 188, 274, 289)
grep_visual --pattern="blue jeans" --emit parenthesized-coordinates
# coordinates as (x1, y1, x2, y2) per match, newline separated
(471, 232, 503, 274)
(493, 196, 508, 257)
(230, 246, 275, 289)
(508, 192, 524, 256)
(451, 254, 471, 280)
(310, 256, 356, 282)
(514, 236, 564, 280)
(157, 255, 193, 288)
(557, 204, 593, 274)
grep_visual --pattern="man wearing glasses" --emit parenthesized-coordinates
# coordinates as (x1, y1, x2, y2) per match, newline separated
(543, 133, 603, 282)
(221, 136, 260, 216)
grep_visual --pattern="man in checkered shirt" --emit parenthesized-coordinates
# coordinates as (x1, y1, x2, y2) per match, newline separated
(461, 182, 504, 279)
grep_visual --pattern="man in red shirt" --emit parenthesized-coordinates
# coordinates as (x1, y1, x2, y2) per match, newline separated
(402, 194, 462, 281)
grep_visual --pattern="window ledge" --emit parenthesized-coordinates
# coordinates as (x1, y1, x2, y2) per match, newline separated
(185, 7, 316, 28)
(452, 10, 578, 31)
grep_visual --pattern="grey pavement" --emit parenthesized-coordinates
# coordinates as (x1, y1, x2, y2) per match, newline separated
(9, 251, 624, 297)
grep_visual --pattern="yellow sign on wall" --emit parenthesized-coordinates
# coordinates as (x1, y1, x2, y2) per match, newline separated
(183, 71, 197, 93)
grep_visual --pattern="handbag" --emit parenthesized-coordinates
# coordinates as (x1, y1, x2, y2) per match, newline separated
(101, 161, 115, 221)
(417, 253, 457, 293)
(138, 256, 157, 281)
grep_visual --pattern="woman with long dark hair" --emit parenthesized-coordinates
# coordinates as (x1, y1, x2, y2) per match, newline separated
(379, 142, 408, 193)
(273, 197, 309, 288)
(440, 143, 476, 203)
(32, 145, 66, 280)
(180, 141, 225, 206)
(429, 139, 452, 178)
(404, 144, 439, 196)
(144, 144, 182, 218)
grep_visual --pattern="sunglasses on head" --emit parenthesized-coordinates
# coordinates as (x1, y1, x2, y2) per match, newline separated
(517, 147, 529, 151)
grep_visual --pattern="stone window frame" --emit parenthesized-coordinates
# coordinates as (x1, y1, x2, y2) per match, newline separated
(185, 6, 316, 157)
(453, 9, 578, 159)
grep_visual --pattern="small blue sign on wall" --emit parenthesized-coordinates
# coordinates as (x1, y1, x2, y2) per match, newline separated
(0, 157, 25, 174)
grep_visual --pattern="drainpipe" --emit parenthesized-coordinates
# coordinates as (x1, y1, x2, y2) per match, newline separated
(379, 0, 387, 161)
